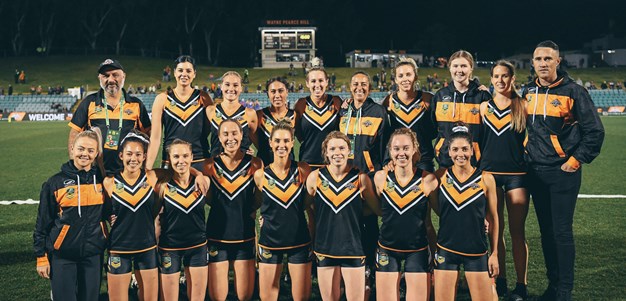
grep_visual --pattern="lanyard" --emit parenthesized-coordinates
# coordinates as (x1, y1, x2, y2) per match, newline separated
(342, 103, 362, 155)
(103, 94, 124, 130)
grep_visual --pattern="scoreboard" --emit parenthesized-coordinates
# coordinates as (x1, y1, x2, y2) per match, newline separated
(259, 20, 316, 68)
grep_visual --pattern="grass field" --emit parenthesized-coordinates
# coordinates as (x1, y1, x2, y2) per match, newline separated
(0, 118, 625, 300)
(2, 55, 626, 95)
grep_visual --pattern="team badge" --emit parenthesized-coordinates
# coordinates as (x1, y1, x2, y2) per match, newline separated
(411, 185, 421, 193)
(393, 101, 400, 111)
(268, 178, 275, 188)
(346, 183, 356, 190)
(328, 105, 334, 112)
(551, 99, 561, 107)
(442, 104, 449, 112)
(215, 110, 223, 120)
(442, 96, 452, 101)
(169, 100, 176, 108)
(66, 187, 75, 199)
(470, 183, 480, 189)
(321, 179, 329, 191)
(239, 169, 248, 177)
(216, 167, 224, 178)
(142, 181, 148, 189)
(264, 117, 272, 127)
(235, 116, 244, 122)
(124, 109, 133, 115)
(436, 254, 445, 264)
(316, 254, 326, 262)
(377, 252, 389, 267)
(386, 180, 395, 192)
(260, 247, 272, 259)
(209, 247, 219, 257)
(167, 184, 177, 196)
(445, 177, 454, 188)
(363, 120, 372, 127)
(95, 106, 102, 113)
(161, 255, 172, 268)
(109, 256, 121, 269)
(306, 104, 313, 112)
(488, 107, 494, 114)
(63, 179, 76, 187)
(341, 117, 347, 125)
(192, 100, 198, 106)
(470, 107, 480, 115)
(115, 182, 124, 193)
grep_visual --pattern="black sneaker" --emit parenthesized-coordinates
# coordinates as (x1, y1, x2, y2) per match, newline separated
(538, 285, 557, 301)
(509, 283, 527, 301)
(495, 277, 508, 297)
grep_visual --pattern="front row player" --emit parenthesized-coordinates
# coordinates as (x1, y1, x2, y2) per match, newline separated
(305, 131, 381, 301)
(34, 129, 107, 301)
(253, 120, 314, 301)
(373, 128, 439, 301)
(431, 126, 500, 301)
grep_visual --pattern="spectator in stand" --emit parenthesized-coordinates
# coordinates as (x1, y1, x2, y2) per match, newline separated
(609, 81, 615, 89)
(36, 85, 42, 95)
(210, 82, 216, 93)
(19, 70, 26, 84)
(14, 69, 20, 84)
(30, 86, 36, 95)
(244, 85, 249, 93)
(8, 85, 13, 95)
(243, 69, 249, 83)
(0, 86, 4, 95)
(331, 73, 337, 86)
(298, 83, 304, 93)
(601, 81, 608, 89)
(373, 73, 380, 89)
(584, 81, 591, 90)
(257, 83, 262, 93)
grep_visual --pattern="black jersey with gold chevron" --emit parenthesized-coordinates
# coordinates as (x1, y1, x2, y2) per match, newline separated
(161, 89, 211, 162)
(258, 161, 311, 249)
(257, 107, 296, 165)
(314, 167, 364, 258)
(109, 171, 157, 253)
(297, 95, 340, 166)
(378, 170, 429, 252)
(437, 168, 488, 256)
(479, 99, 526, 174)
(209, 104, 252, 157)
(384, 92, 436, 168)
(206, 154, 256, 243)
(159, 177, 206, 250)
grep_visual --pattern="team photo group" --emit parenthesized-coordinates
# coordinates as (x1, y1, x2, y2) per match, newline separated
(33, 40, 604, 301)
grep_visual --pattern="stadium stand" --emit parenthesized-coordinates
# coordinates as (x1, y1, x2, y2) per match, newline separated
(589, 89, 626, 108)
(0, 95, 77, 113)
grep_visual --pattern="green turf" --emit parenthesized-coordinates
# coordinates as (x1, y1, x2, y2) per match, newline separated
(0, 117, 625, 300)
(2, 55, 626, 95)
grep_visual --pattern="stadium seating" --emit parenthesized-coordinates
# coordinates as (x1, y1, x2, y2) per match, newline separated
(589, 90, 626, 108)
(0, 95, 76, 113)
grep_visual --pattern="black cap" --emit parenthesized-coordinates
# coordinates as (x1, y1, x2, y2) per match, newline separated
(98, 59, 124, 74)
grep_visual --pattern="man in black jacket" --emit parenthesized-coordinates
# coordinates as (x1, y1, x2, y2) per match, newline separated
(523, 40, 604, 301)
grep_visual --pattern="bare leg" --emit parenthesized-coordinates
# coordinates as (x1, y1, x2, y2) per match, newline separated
(287, 262, 312, 301)
(258, 263, 283, 301)
(208, 261, 230, 301)
(317, 266, 342, 301)
(340, 267, 365, 301)
(434, 270, 459, 301)
(233, 259, 255, 300)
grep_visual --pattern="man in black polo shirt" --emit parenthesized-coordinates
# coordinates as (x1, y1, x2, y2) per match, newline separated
(68, 59, 151, 175)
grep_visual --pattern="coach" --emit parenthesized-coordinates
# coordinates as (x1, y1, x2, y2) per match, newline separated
(68, 59, 151, 175)
(523, 40, 604, 301)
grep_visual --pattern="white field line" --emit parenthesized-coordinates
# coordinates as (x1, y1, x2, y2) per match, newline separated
(2, 194, 626, 205)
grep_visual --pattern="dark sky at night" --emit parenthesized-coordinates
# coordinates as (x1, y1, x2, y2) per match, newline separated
(1, 0, 624, 66)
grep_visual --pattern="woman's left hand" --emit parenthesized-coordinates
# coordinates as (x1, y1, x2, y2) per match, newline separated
(488, 253, 499, 278)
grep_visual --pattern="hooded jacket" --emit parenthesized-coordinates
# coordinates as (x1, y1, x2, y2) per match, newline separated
(432, 80, 491, 167)
(522, 72, 604, 167)
(33, 161, 106, 266)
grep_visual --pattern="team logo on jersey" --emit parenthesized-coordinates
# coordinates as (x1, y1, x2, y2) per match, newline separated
(411, 185, 421, 193)
(124, 109, 133, 115)
(169, 99, 176, 108)
(95, 106, 103, 113)
(216, 167, 224, 178)
(141, 181, 148, 189)
(264, 118, 272, 127)
(470, 183, 480, 190)
(66, 187, 75, 199)
(316, 254, 326, 262)
(363, 120, 372, 127)
(386, 180, 395, 192)
(115, 182, 124, 193)
(487, 107, 494, 114)
(259, 247, 273, 259)
(192, 100, 199, 106)
(268, 178, 275, 188)
(445, 177, 454, 188)
(306, 104, 313, 112)
(377, 251, 389, 267)
(167, 184, 177, 196)
(470, 108, 480, 115)
(63, 179, 76, 187)
(109, 256, 121, 269)
(346, 183, 356, 190)
(551, 99, 561, 107)
(239, 169, 248, 177)
(161, 255, 172, 268)
(442, 104, 449, 112)
(235, 116, 244, 122)
(393, 102, 400, 111)
(321, 179, 329, 191)
(209, 246, 219, 257)
(443, 96, 452, 101)
(436, 254, 445, 264)
(215, 110, 223, 120)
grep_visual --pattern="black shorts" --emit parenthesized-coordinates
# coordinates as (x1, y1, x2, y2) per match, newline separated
(434, 248, 488, 272)
(207, 240, 255, 263)
(375, 247, 430, 273)
(492, 174, 526, 192)
(108, 248, 158, 274)
(315, 253, 365, 268)
(258, 244, 312, 264)
(159, 244, 208, 274)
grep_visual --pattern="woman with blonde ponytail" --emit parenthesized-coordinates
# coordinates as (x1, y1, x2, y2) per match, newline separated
(479, 60, 529, 300)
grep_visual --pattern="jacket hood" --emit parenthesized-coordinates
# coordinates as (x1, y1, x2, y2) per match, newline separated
(534, 70, 572, 89)
(61, 160, 99, 181)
